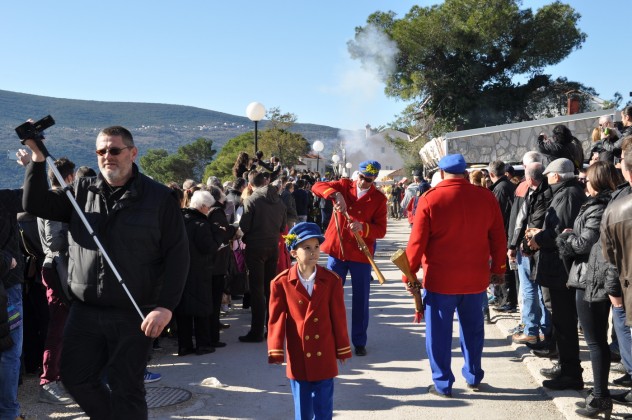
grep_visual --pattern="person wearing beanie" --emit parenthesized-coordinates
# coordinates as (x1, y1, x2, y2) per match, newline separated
(268, 222, 351, 419)
(311, 160, 387, 356)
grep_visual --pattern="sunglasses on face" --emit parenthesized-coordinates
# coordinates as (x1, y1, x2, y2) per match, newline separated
(95, 146, 132, 156)
(358, 174, 375, 183)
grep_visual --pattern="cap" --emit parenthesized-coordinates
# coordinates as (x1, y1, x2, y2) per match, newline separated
(543, 158, 574, 175)
(358, 160, 381, 178)
(283, 222, 325, 251)
(438, 154, 467, 174)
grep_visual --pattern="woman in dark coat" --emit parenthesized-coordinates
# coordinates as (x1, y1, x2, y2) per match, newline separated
(556, 161, 621, 418)
(176, 190, 219, 356)
(207, 187, 237, 347)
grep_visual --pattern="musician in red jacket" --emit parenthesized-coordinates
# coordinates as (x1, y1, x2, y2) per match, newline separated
(311, 160, 387, 356)
(268, 222, 351, 419)
(405, 154, 506, 397)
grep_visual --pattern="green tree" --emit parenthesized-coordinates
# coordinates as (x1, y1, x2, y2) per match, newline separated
(349, 0, 587, 134)
(139, 137, 216, 185)
(258, 106, 310, 167)
(203, 132, 255, 182)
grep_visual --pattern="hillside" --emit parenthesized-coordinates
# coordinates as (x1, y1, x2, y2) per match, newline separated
(0, 90, 342, 188)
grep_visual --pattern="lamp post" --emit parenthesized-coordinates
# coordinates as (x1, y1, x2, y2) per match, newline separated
(313, 140, 324, 173)
(331, 154, 340, 176)
(246, 102, 266, 156)
(345, 162, 352, 177)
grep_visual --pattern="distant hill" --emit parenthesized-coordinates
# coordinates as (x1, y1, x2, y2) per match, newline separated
(0, 90, 343, 188)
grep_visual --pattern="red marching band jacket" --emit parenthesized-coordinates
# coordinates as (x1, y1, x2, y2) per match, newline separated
(268, 265, 352, 381)
(311, 179, 387, 263)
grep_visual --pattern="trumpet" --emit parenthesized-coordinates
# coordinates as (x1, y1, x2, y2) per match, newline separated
(390, 249, 424, 323)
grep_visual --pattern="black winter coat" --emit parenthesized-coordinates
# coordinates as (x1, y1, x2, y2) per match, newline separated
(490, 176, 516, 236)
(207, 204, 237, 276)
(556, 192, 612, 302)
(0, 252, 14, 351)
(532, 179, 587, 289)
(0, 190, 24, 289)
(180, 208, 219, 316)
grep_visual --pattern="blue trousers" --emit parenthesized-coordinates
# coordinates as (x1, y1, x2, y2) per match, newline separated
(516, 252, 551, 337)
(290, 378, 334, 420)
(327, 256, 371, 347)
(612, 305, 632, 375)
(424, 290, 486, 395)
(0, 284, 22, 420)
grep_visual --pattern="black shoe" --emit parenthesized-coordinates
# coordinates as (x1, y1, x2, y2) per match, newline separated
(611, 390, 632, 405)
(526, 338, 554, 351)
(239, 333, 264, 343)
(540, 363, 561, 379)
(220, 323, 230, 330)
(196, 346, 216, 355)
(613, 373, 632, 387)
(542, 375, 584, 391)
(531, 347, 559, 359)
(178, 347, 195, 357)
(211, 341, 227, 348)
(575, 394, 612, 419)
(428, 384, 451, 398)
(355, 346, 367, 356)
(495, 304, 518, 313)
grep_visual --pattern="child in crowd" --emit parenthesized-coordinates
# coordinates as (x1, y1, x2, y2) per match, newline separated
(268, 222, 351, 419)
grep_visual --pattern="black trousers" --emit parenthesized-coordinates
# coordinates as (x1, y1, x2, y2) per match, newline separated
(549, 287, 582, 377)
(61, 302, 151, 420)
(210, 274, 226, 344)
(500, 257, 518, 307)
(576, 289, 611, 397)
(245, 246, 278, 337)
(175, 309, 211, 350)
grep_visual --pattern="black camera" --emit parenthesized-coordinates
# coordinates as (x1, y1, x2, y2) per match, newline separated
(15, 115, 55, 143)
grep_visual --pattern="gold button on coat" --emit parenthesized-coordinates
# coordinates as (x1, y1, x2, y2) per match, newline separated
(317, 352, 322, 357)
(305, 335, 310, 340)
(306, 353, 311, 358)
(314, 334, 319, 339)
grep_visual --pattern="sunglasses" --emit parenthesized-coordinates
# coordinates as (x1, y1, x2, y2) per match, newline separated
(95, 146, 132, 156)
(358, 174, 375, 183)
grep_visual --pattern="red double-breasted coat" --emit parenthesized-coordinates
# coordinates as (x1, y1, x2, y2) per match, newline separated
(311, 179, 387, 263)
(267, 265, 352, 381)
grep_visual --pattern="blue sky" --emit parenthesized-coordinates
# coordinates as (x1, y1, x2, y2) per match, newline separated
(1, 1, 627, 130)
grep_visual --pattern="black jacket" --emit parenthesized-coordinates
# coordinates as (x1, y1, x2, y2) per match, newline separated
(490, 176, 516, 236)
(180, 208, 218, 316)
(240, 185, 286, 248)
(557, 192, 612, 302)
(293, 188, 309, 217)
(208, 204, 237, 276)
(532, 178, 586, 289)
(23, 162, 189, 312)
(0, 190, 24, 289)
(281, 189, 298, 223)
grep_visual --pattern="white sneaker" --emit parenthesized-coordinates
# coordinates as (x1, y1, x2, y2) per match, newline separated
(39, 382, 73, 405)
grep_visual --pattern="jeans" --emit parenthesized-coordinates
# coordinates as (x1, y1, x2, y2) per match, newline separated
(61, 302, 151, 420)
(575, 289, 610, 397)
(0, 284, 22, 420)
(612, 305, 632, 375)
(516, 252, 551, 337)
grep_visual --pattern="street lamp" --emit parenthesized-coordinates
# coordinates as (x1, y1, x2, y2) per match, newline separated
(313, 140, 324, 173)
(331, 154, 340, 176)
(345, 162, 352, 177)
(246, 102, 266, 156)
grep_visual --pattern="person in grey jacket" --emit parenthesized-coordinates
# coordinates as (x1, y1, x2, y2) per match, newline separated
(238, 171, 287, 342)
(556, 161, 621, 417)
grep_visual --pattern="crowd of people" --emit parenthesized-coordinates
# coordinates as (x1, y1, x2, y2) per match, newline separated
(1, 106, 632, 419)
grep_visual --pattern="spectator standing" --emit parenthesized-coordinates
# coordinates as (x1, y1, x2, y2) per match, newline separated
(281, 182, 298, 228)
(293, 179, 309, 223)
(404, 154, 507, 396)
(238, 172, 287, 342)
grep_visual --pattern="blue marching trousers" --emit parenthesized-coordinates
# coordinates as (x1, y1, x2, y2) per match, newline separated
(327, 256, 372, 348)
(289, 378, 334, 420)
(424, 290, 486, 395)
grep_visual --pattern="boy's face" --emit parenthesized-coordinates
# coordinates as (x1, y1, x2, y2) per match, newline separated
(291, 237, 321, 266)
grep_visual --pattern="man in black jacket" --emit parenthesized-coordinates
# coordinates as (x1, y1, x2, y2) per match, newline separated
(527, 158, 587, 390)
(489, 160, 517, 312)
(238, 171, 287, 342)
(22, 126, 190, 420)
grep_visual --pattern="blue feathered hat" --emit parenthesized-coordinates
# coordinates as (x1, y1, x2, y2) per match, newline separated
(358, 160, 381, 177)
(283, 222, 325, 251)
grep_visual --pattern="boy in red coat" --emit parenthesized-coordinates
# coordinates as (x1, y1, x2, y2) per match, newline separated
(268, 222, 352, 419)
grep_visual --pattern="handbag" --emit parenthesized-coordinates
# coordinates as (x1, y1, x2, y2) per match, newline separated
(226, 240, 249, 295)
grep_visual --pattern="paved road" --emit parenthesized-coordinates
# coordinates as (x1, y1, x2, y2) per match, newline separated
(17, 219, 632, 419)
